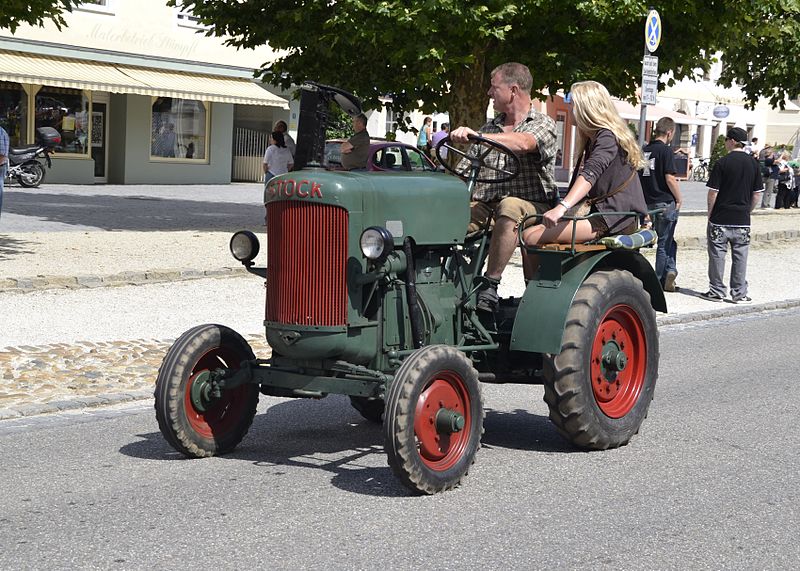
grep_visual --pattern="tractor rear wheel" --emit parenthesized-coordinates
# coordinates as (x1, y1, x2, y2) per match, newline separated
(349, 396, 385, 423)
(154, 324, 259, 458)
(384, 345, 483, 494)
(542, 270, 658, 450)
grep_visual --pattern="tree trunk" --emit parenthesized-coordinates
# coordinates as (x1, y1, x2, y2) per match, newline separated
(445, 43, 494, 131)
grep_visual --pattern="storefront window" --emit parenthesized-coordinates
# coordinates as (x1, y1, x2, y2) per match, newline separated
(0, 81, 28, 147)
(35, 87, 89, 154)
(151, 97, 207, 160)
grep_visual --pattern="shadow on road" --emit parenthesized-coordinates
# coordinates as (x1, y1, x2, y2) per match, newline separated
(4, 191, 264, 231)
(0, 233, 37, 261)
(121, 396, 574, 497)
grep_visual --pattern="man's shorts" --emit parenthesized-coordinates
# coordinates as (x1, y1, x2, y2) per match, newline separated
(468, 197, 551, 234)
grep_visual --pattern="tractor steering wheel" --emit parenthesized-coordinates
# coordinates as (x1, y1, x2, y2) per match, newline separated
(435, 134, 521, 184)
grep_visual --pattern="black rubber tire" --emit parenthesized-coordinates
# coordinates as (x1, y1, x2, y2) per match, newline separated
(384, 345, 484, 495)
(542, 270, 658, 450)
(154, 324, 259, 458)
(349, 396, 385, 423)
(18, 162, 45, 187)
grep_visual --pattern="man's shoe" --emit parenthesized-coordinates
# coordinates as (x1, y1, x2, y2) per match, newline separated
(663, 271, 678, 292)
(731, 295, 753, 304)
(699, 290, 725, 302)
(476, 278, 500, 313)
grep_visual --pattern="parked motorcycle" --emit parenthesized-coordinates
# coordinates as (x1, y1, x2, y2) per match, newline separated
(4, 127, 61, 188)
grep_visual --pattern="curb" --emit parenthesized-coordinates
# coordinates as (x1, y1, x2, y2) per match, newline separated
(2, 299, 798, 420)
(0, 266, 248, 293)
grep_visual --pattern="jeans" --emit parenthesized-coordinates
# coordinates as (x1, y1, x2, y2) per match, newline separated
(707, 223, 750, 300)
(649, 201, 678, 285)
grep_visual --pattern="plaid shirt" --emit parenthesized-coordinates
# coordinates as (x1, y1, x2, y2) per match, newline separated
(469, 107, 558, 203)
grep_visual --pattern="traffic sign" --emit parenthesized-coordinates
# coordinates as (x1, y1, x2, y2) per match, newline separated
(641, 76, 658, 105)
(642, 55, 659, 77)
(645, 9, 661, 53)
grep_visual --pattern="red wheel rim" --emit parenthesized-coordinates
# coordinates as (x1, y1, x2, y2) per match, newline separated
(590, 304, 647, 418)
(413, 371, 471, 471)
(183, 346, 251, 439)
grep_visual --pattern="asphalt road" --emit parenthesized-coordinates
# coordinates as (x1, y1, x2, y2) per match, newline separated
(2, 308, 798, 569)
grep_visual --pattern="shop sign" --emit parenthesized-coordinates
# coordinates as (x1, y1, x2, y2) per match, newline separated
(713, 105, 730, 119)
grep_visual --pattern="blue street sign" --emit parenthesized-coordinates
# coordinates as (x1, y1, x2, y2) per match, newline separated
(645, 10, 661, 53)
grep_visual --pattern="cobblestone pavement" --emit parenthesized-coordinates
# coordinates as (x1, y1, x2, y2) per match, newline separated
(0, 335, 272, 419)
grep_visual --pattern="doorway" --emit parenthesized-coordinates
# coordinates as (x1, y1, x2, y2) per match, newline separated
(91, 94, 109, 183)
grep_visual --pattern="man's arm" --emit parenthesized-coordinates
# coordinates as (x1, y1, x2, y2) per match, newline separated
(751, 191, 763, 212)
(707, 189, 718, 216)
(666, 173, 682, 210)
(449, 126, 538, 154)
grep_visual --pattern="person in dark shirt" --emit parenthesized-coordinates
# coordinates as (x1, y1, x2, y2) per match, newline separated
(340, 113, 370, 170)
(639, 117, 683, 292)
(701, 127, 763, 303)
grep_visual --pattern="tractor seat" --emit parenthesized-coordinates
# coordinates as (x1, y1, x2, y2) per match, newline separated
(528, 227, 658, 253)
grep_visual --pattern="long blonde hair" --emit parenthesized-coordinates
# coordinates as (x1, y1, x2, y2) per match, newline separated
(570, 80, 646, 169)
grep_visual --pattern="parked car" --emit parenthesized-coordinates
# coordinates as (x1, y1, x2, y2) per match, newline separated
(325, 139, 437, 172)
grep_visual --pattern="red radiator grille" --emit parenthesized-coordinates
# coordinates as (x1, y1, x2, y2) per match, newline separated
(266, 201, 348, 326)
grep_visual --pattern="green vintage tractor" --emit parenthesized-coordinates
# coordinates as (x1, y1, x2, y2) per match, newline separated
(154, 84, 665, 495)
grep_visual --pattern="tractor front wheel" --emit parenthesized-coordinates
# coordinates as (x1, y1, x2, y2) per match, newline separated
(154, 324, 259, 458)
(384, 345, 483, 494)
(543, 270, 658, 450)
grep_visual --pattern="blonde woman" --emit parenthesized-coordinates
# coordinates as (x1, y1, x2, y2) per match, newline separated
(522, 80, 648, 246)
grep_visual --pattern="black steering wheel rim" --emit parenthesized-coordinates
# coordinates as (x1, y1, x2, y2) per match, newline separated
(435, 134, 521, 184)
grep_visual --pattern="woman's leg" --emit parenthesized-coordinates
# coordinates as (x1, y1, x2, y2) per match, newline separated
(522, 219, 599, 246)
(521, 220, 599, 278)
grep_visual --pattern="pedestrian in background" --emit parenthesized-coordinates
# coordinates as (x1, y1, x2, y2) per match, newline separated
(417, 116, 432, 157)
(701, 127, 763, 304)
(639, 117, 683, 292)
(274, 120, 296, 158)
(262, 131, 293, 187)
(0, 125, 8, 220)
(774, 151, 793, 209)
(758, 145, 777, 208)
(431, 122, 449, 166)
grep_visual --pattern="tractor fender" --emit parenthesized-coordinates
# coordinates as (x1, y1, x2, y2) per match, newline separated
(509, 250, 666, 355)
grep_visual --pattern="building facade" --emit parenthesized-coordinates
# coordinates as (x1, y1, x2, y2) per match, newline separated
(0, 0, 288, 184)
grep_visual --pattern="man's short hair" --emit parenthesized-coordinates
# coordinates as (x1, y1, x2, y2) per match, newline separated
(654, 117, 676, 137)
(491, 62, 533, 94)
(354, 113, 368, 127)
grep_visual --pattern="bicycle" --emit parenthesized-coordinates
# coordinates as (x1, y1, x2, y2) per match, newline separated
(691, 157, 710, 182)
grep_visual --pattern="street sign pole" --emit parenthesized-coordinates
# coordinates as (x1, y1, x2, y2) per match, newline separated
(638, 44, 648, 147)
(639, 8, 661, 147)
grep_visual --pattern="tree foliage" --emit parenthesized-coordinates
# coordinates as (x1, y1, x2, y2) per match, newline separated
(0, 0, 82, 32)
(174, 0, 763, 129)
(717, 0, 800, 109)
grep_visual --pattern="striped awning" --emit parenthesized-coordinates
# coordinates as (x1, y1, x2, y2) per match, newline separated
(0, 50, 288, 108)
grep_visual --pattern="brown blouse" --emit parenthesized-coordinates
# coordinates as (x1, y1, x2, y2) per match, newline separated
(571, 129, 648, 233)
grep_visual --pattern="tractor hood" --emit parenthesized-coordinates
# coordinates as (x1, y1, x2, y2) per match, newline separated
(265, 169, 470, 246)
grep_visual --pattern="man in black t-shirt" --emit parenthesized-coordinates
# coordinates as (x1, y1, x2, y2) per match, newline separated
(701, 127, 763, 303)
(640, 117, 683, 292)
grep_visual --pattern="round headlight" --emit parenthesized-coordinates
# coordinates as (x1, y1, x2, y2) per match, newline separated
(360, 227, 394, 261)
(230, 230, 260, 263)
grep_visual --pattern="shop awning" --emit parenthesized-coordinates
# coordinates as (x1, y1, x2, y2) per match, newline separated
(0, 50, 288, 108)
(613, 99, 712, 126)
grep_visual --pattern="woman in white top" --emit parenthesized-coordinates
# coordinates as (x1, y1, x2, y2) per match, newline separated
(263, 131, 294, 186)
